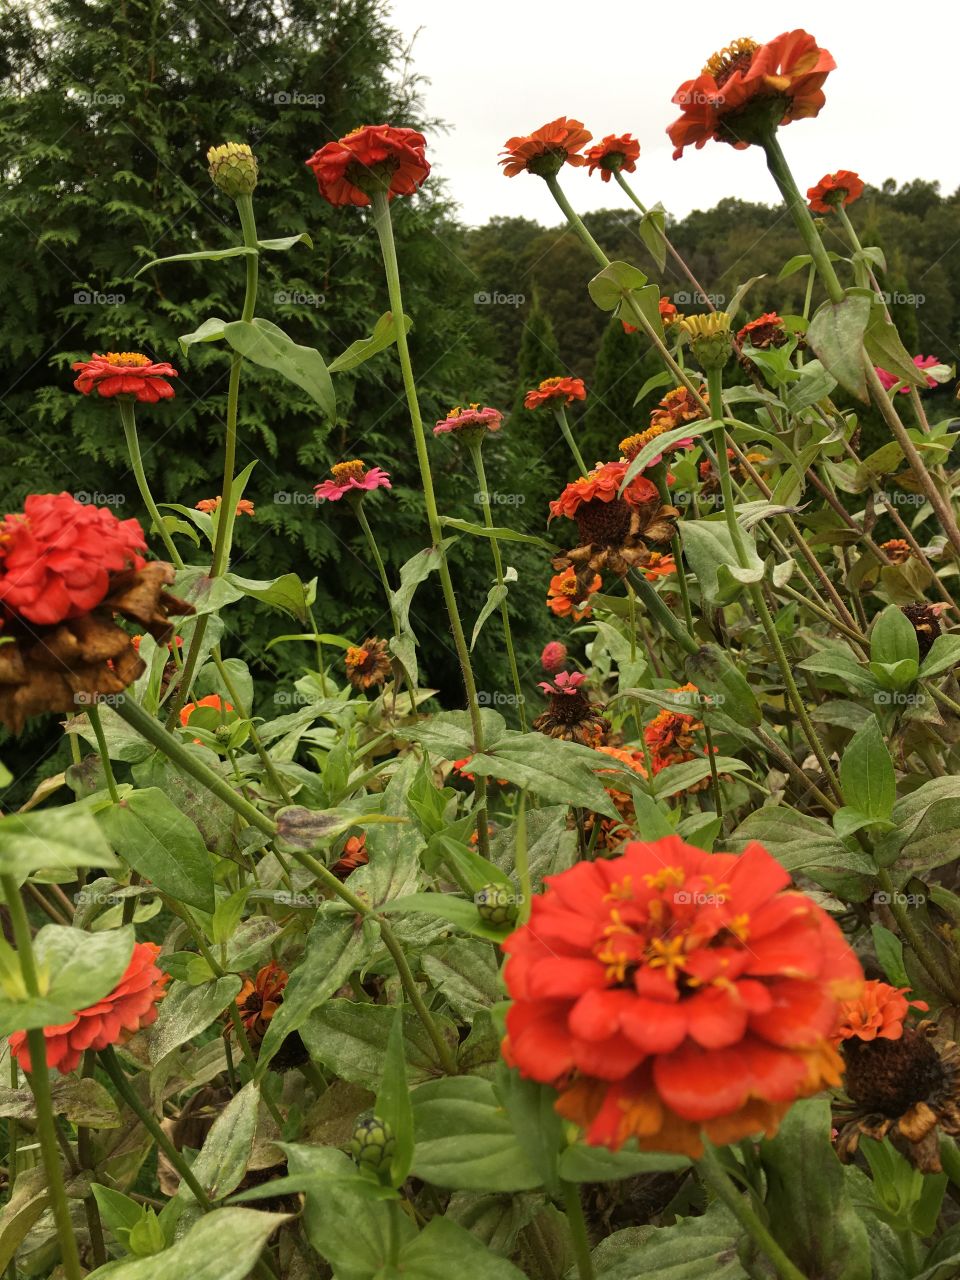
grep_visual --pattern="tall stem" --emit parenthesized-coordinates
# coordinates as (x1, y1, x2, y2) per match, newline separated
(369, 189, 489, 856)
(354, 500, 400, 635)
(87, 703, 121, 803)
(118, 399, 184, 567)
(613, 169, 715, 311)
(553, 404, 588, 477)
(2, 877, 83, 1280)
(468, 441, 527, 730)
(561, 1180, 595, 1280)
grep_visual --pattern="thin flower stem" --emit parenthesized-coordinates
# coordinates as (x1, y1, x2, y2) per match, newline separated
(87, 703, 121, 803)
(370, 189, 489, 857)
(613, 169, 714, 311)
(78, 1053, 107, 1268)
(469, 441, 527, 730)
(514, 792, 532, 925)
(876, 868, 960, 1001)
(118, 399, 184, 568)
(553, 404, 589, 477)
(697, 1144, 809, 1280)
(209, 649, 293, 804)
(1, 877, 83, 1280)
(775, 582, 867, 646)
(354, 501, 399, 634)
(561, 1180, 595, 1280)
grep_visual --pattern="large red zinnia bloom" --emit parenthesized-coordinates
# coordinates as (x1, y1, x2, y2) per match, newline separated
(584, 134, 641, 181)
(306, 125, 430, 207)
(807, 170, 864, 214)
(72, 352, 178, 403)
(668, 32, 836, 160)
(9, 942, 168, 1075)
(0, 493, 147, 627)
(524, 376, 587, 410)
(502, 837, 862, 1156)
(549, 461, 658, 522)
(500, 118, 592, 178)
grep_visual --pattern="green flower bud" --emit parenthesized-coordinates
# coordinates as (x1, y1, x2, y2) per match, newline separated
(214, 723, 232, 743)
(349, 1113, 395, 1175)
(475, 883, 517, 927)
(678, 311, 734, 372)
(207, 142, 258, 198)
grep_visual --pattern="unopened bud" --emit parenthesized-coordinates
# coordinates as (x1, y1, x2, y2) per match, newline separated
(207, 142, 258, 198)
(475, 883, 517, 926)
(349, 1113, 395, 1175)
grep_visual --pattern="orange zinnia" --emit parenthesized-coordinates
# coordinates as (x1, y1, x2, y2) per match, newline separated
(668, 31, 836, 159)
(807, 170, 864, 214)
(547, 567, 601, 621)
(737, 312, 788, 350)
(501, 836, 862, 1157)
(524, 376, 587, 410)
(835, 980, 928, 1044)
(195, 496, 255, 516)
(332, 834, 369, 879)
(643, 552, 676, 581)
(306, 124, 429, 207)
(549, 461, 658, 522)
(500, 118, 592, 178)
(584, 133, 641, 181)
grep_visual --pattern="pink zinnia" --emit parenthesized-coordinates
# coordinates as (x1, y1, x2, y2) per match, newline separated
(541, 641, 567, 673)
(434, 404, 503, 436)
(875, 355, 940, 394)
(314, 460, 392, 502)
(538, 670, 586, 697)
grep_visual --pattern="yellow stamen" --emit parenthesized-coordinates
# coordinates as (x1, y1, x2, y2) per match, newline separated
(331, 460, 367, 483)
(703, 38, 759, 81)
(102, 351, 151, 367)
(643, 866, 685, 892)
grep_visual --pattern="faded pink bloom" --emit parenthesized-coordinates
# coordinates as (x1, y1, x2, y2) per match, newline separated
(434, 404, 503, 436)
(538, 670, 587, 697)
(314, 460, 392, 502)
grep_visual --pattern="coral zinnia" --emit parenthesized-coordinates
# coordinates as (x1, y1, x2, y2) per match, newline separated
(524, 376, 587, 411)
(807, 170, 864, 214)
(547, 567, 601, 621)
(9, 942, 168, 1074)
(533, 671, 608, 748)
(236, 962, 287, 1042)
(835, 980, 928, 1044)
(501, 836, 862, 1157)
(305, 125, 429, 207)
(650, 385, 707, 432)
(736, 313, 789, 350)
(668, 32, 836, 160)
(345, 638, 391, 690)
(875, 355, 940, 394)
(584, 134, 641, 181)
(642, 552, 676, 581)
(549, 462, 658, 525)
(179, 693, 234, 728)
(315, 461, 392, 502)
(499, 118, 592, 178)
(72, 352, 178, 403)
(879, 538, 913, 565)
(332, 834, 369, 879)
(644, 683, 708, 774)
(196, 496, 255, 516)
(434, 404, 503, 436)
(0, 492, 147, 626)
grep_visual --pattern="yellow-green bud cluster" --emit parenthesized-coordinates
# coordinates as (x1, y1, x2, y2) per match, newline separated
(207, 142, 258, 198)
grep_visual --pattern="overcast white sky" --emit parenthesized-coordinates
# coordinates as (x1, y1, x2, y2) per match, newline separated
(388, 0, 959, 227)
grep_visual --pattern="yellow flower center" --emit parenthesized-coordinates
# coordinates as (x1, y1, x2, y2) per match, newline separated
(619, 425, 667, 461)
(331, 460, 367, 483)
(346, 646, 369, 667)
(102, 352, 151, 367)
(679, 312, 732, 340)
(703, 38, 759, 85)
(539, 377, 564, 390)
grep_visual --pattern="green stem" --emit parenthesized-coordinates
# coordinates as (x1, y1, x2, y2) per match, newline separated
(2, 878, 83, 1280)
(876, 868, 960, 1001)
(697, 1144, 809, 1280)
(514, 792, 532, 925)
(561, 1180, 595, 1280)
(469, 441, 527, 730)
(354, 501, 398, 634)
(78, 1053, 107, 1268)
(369, 189, 489, 857)
(553, 404, 589, 477)
(87, 703, 121, 803)
(118, 399, 184, 567)
(613, 169, 716, 311)
(209, 649, 293, 804)
(762, 133, 844, 304)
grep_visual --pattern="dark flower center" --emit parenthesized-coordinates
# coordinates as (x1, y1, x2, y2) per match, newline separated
(576, 497, 632, 548)
(548, 690, 594, 725)
(843, 1030, 945, 1117)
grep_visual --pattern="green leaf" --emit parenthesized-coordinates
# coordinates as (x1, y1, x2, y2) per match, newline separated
(726, 273, 766, 320)
(303, 1001, 459, 1090)
(96, 788, 215, 913)
(806, 292, 872, 401)
(840, 715, 895, 823)
(376, 1008, 416, 1187)
(778, 253, 814, 280)
(85, 1207, 289, 1280)
(870, 604, 920, 668)
(440, 517, 554, 549)
(651, 755, 750, 799)
(145, 975, 242, 1064)
(678, 519, 764, 605)
(224, 570, 315, 622)
(620, 421, 709, 492)
(0, 926, 134, 1037)
(0, 1077, 118, 1128)
(221, 317, 335, 421)
(0, 1170, 50, 1273)
(471, 583, 508, 650)
(685, 643, 761, 727)
(871, 924, 911, 988)
(178, 316, 228, 352)
(637, 205, 667, 272)
(920, 634, 960, 679)
(586, 1201, 748, 1278)
(380, 892, 511, 943)
(135, 246, 257, 277)
(422, 941, 500, 1020)
(864, 300, 932, 388)
(328, 310, 412, 373)
(466, 734, 621, 819)
(729, 806, 876, 898)
(496, 1066, 564, 1196)
(257, 232, 313, 251)
(411, 1076, 543, 1191)
(181, 1081, 259, 1203)
(558, 1144, 689, 1181)
(587, 260, 648, 311)
(401, 709, 506, 759)
(397, 1215, 528, 1279)
(0, 803, 119, 881)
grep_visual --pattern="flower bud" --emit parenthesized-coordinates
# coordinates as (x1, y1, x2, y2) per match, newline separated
(207, 142, 258, 198)
(349, 1113, 395, 1175)
(214, 723, 232, 743)
(678, 311, 734, 372)
(541, 641, 568, 674)
(475, 883, 517, 926)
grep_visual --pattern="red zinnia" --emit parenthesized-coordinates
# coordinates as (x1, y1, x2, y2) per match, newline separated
(502, 836, 862, 1156)
(549, 461, 658, 522)
(668, 31, 836, 160)
(807, 170, 864, 214)
(0, 493, 147, 626)
(499, 118, 592, 178)
(72, 352, 178, 403)
(524, 376, 587, 410)
(9, 942, 168, 1074)
(179, 694, 234, 743)
(584, 134, 641, 181)
(306, 125, 429, 207)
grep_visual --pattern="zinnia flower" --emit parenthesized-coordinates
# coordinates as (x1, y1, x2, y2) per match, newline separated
(179, 694, 234, 745)
(499, 118, 592, 178)
(835, 980, 928, 1044)
(345, 638, 391, 690)
(547, 567, 601, 621)
(668, 32, 835, 160)
(72, 352, 178, 403)
(533, 670, 608, 748)
(196, 496, 255, 516)
(875, 355, 940, 394)
(502, 837, 862, 1157)
(541, 640, 568, 672)
(236, 962, 287, 1042)
(549, 462, 658, 524)
(879, 539, 912, 564)
(650, 385, 707, 432)
(0, 493, 146, 626)
(807, 170, 864, 214)
(524, 376, 587, 411)
(585, 744, 649, 851)
(9, 942, 168, 1074)
(314, 461, 392, 502)
(736, 313, 789, 350)
(584, 133, 640, 181)
(901, 602, 947, 660)
(620, 424, 693, 470)
(643, 552, 676, 581)
(434, 404, 503, 436)
(332, 834, 369, 879)
(644, 684, 716, 788)
(306, 125, 429, 207)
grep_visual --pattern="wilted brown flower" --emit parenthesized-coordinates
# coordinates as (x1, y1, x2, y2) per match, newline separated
(532, 671, 609, 748)
(345, 638, 391, 690)
(901, 603, 947, 660)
